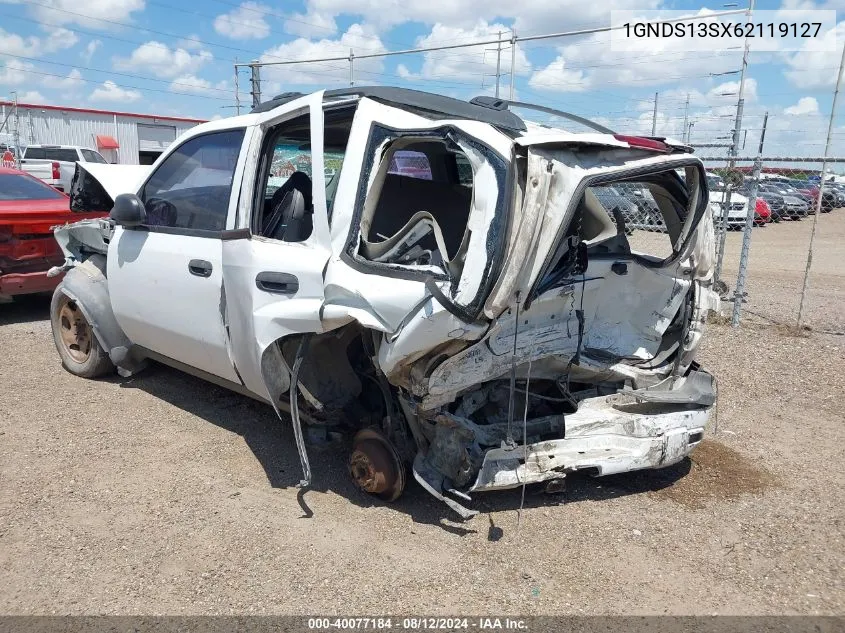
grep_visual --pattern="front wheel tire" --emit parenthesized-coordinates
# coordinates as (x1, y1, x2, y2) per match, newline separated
(51, 290, 114, 378)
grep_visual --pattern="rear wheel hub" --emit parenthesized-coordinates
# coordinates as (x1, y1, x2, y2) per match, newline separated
(348, 429, 406, 502)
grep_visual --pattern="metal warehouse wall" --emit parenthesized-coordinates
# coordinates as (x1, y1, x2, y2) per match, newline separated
(0, 104, 200, 165)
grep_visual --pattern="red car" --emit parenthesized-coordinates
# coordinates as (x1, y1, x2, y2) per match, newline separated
(754, 197, 772, 225)
(0, 167, 105, 299)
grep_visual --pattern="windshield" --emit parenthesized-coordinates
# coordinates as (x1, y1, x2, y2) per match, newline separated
(0, 173, 66, 201)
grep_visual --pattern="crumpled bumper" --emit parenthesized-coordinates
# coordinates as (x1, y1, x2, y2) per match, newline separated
(0, 269, 63, 297)
(470, 393, 710, 492)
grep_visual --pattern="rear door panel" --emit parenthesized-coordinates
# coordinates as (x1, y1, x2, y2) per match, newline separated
(222, 92, 331, 401)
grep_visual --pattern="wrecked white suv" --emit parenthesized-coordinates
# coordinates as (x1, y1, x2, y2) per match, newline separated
(51, 87, 719, 518)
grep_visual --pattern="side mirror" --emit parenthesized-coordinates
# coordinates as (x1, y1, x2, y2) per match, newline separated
(110, 193, 146, 228)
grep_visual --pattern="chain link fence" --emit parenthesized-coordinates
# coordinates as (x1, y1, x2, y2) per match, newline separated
(700, 159, 845, 333)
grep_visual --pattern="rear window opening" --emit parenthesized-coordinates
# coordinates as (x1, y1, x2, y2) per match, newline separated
(535, 165, 703, 298)
(578, 169, 694, 261)
(357, 139, 474, 271)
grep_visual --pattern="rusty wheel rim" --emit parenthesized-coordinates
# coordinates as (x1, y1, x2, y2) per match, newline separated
(349, 429, 406, 502)
(58, 298, 92, 363)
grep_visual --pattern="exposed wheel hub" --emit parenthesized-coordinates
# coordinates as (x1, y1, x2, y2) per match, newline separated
(58, 299, 92, 363)
(349, 429, 405, 502)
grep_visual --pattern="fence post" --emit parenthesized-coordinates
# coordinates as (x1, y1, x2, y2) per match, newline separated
(797, 41, 845, 329)
(714, 182, 732, 285)
(731, 156, 762, 326)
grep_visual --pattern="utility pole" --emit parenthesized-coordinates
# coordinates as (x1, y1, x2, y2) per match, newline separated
(233, 59, 241, 115)
(509, 32, 517, 100)
(687, 121, 695, 143)
(730, 0, 755, 167)
(681, 93, 690, 142)
(715, 0, 755, 286)
(349, 48, 355, 87)
(249, 60, 261, 109)
(651, 92, 658, 136)
(494, 31, 503, 98)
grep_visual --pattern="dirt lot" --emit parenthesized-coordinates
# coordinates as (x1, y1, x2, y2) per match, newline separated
(1, 213, 843, 616)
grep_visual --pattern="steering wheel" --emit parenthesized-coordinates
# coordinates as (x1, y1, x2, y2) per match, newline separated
(144, 197, 178, 227)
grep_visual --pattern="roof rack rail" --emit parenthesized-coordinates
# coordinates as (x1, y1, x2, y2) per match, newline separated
(469, 96, 615, 134)
(251, 92, 306, 113)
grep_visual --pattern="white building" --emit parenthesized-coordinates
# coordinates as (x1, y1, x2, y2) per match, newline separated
(0, 101, 205, 165)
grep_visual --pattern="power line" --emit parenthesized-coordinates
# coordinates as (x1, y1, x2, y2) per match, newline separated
(0, 52, 234, 96)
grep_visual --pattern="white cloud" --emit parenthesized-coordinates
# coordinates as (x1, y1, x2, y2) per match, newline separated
(176, 34, 204, 51)
(0, 26, 78, 58)
(81, 39, 102, 64)
(782, 21, 845, 89)
(49, 68, 84, 91)
(17, 90, 46, 103)
(527, 25, 740, 94)
(399, 22, 530, 86)
(283, 10, 338, 38)
(784, 96, 820, 116)
(170, 74, 229, 96)
(0, 60, 33, 85)
(30, 0, 145, 30)
(214, 2, 271, 40)
(283, 0, 657, 35)
(528, 56, 590, 92)
(89, 79, 141, 102)
(114, 41, 213, 80)
(260, 24, 386, 87)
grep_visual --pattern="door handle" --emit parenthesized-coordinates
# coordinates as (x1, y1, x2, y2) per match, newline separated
(255, 271, 299, 295)
(188, 259, 213, 278)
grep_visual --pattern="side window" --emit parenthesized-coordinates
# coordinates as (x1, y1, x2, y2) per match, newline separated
(257, 138, 315, 243)
(387, 150, 432, 180)
(141, 129, 244, 232)
(256, 132, 347, 242)
(455, 154, 473, 186)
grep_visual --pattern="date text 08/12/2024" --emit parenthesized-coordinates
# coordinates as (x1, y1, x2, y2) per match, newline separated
(307, 618, 529, 630)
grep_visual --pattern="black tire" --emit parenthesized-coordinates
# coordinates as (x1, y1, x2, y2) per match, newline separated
(50, 289, 114, 378)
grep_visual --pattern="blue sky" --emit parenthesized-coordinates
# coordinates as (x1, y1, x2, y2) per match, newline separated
(1, 0, 844, 156)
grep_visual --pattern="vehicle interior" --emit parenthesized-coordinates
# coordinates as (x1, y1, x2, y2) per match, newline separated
(356, 136, 474, 272)
(254, 108, 354, 242)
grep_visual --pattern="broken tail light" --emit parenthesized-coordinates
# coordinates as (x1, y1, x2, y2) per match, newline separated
(51, 162, 60, 180)
(613, 135, 669, 152)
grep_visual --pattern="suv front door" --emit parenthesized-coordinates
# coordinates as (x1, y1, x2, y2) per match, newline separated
(107, 128, 248, 383)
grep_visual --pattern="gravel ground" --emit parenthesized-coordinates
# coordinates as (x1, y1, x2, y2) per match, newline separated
(0, 213, 843, 616)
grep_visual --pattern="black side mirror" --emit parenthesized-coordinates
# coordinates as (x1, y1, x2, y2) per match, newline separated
(110, 193, 146, 228)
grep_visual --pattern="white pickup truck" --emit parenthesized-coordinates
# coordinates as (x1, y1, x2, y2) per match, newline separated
(20, 145, 108, 192)
(49, 88, 719, 518)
